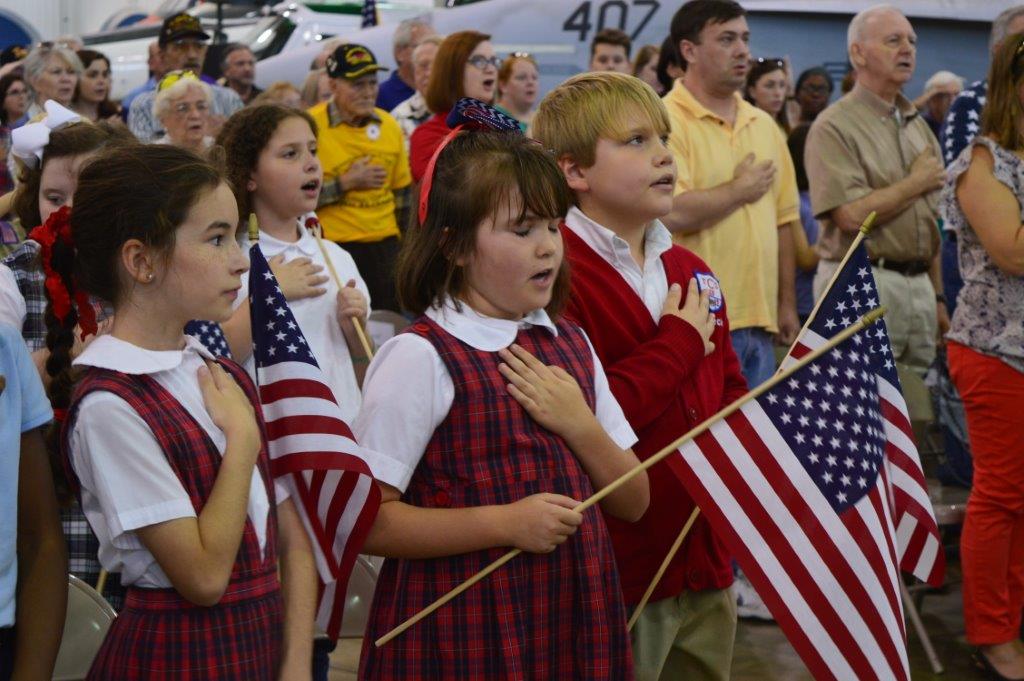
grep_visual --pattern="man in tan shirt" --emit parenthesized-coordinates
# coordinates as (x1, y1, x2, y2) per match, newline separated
(806, 4, 947, 373)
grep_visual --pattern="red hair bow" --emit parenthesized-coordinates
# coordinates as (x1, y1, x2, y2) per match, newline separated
(28, 206, 97, 340)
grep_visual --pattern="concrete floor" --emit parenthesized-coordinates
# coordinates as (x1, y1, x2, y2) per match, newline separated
(328, 557, 985, 679)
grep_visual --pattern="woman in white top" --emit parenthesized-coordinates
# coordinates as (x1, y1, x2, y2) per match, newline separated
(42, 143, 315, 679)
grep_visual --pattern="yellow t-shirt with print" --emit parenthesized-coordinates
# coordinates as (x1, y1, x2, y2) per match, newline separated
(309, 103, 412, 243)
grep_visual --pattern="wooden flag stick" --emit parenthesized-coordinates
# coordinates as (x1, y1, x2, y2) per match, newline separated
(375, 307, 888, 647)
(627, 506, 700, 630)
(310, 226, 375, 360)
(784, 211, 877, 360)
(625, 212, 880, 628)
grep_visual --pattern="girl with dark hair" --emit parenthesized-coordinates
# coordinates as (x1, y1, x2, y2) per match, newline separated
(357, 107, 647, 679)
(44, 143, 315, 679)
(410, 30, 498, 181)
(217, 103, 371, 420)
(73, 49, 121, 122)
(745, 57, 790, 133)
(3, 113, 131, 352)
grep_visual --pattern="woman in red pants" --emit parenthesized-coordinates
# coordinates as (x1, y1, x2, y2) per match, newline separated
(942, 33, 1024, 681)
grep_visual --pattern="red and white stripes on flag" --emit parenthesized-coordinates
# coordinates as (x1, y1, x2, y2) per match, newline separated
(789, 330, 944, 587)
(678, 398, 910, 681)
(260, 362, 381, 638)
(249, 243, 381, 640)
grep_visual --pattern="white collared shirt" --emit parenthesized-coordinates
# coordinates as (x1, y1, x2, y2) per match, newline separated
(70, 334, 283, 588)
(563, 206, 674, 322)
(237, 217, 370, 423)
(353, 298, 637, 493)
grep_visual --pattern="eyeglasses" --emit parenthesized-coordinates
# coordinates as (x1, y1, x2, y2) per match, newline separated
(172, 100, 210, 115)
(509, 51, 532, 59)
(467, 55, 502, 70)
(4, 87, 26, 97)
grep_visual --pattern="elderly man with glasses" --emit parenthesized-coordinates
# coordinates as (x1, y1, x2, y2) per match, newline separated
(127, 12, 242, 142)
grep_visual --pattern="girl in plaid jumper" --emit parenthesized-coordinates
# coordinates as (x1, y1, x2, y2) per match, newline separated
(41, 145, 317, 680)
(356, 129, 649, 679)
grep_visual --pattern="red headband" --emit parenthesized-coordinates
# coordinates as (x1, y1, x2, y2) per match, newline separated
(28, 206, 97, 341)
(417, 124, 464, 226)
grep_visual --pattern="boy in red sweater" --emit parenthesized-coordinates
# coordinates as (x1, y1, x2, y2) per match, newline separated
(533, 72, 748, 681)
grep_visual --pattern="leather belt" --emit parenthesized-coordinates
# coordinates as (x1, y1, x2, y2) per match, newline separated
(870, 258, 930, 276)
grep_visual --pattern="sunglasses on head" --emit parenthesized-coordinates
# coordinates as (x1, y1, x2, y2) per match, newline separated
(754, 57, 785, 69)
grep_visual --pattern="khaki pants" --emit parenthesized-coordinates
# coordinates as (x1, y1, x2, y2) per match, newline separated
(630, 587, 737, 681)
(813, 261, 936, 373)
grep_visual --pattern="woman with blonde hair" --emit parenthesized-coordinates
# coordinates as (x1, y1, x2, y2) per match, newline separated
(495, 52, 538, 130)
(942, 31, 1024, 681)
(18, 43, 82, 125)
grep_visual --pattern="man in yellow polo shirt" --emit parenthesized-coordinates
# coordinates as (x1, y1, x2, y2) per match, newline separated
(661, 0, 800, 636)
(311, 43, 412, 312)
(663, 0, 799, 393)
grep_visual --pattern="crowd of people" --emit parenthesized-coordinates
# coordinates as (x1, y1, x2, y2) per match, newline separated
(0, 0, 1023, 679)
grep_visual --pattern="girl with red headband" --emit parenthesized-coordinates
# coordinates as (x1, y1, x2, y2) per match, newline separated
(42, 144, 316, 680)
(356, 102, 647, 679)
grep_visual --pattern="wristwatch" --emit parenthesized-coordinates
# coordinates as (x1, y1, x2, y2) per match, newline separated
(935, 293, 947, 304)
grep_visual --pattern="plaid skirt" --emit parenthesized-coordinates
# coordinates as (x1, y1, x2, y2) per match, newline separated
(86, 570, 282, 680)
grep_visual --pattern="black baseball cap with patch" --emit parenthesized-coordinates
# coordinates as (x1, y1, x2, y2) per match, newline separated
(0, 44, 28, 66)
(326, 44, 389, 80)
(159, 12, 211, 47)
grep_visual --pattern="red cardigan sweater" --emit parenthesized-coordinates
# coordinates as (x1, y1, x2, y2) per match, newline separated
(562, 226, 748, 604)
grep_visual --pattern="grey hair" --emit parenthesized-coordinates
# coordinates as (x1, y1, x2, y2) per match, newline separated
(847, 4, 903, 51)
(219, 42, 252, 70)
(153, 78, 213, 122)
(991, 5, 1024, 54)
(412, 33, 445, 59)
(393, 17, 433, 49)
(23, 44, 83, 99)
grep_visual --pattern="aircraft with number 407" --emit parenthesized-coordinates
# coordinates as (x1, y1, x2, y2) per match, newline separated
(255, 0, 1002, 104)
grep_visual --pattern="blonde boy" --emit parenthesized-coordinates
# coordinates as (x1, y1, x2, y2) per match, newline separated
(533, 72, 747, 681)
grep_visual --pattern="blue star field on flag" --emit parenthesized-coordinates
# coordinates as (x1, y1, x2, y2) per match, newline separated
(760, 328, 887, 514)
(184, 319, 231, 358)
(248, 245, 318, 370)
(361, 0, 378, 28)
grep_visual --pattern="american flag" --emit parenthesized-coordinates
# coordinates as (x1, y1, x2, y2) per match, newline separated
(786, 243, 944, 588)
(248, 243, 381, 639)
(184, 319, 231, 358)
(674, 243, 942, 680)
(361, 0, 379, 28)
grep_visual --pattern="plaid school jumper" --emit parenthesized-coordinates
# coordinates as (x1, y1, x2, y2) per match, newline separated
(62, 359, 283, 681)
(360, 317, 633, 680)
